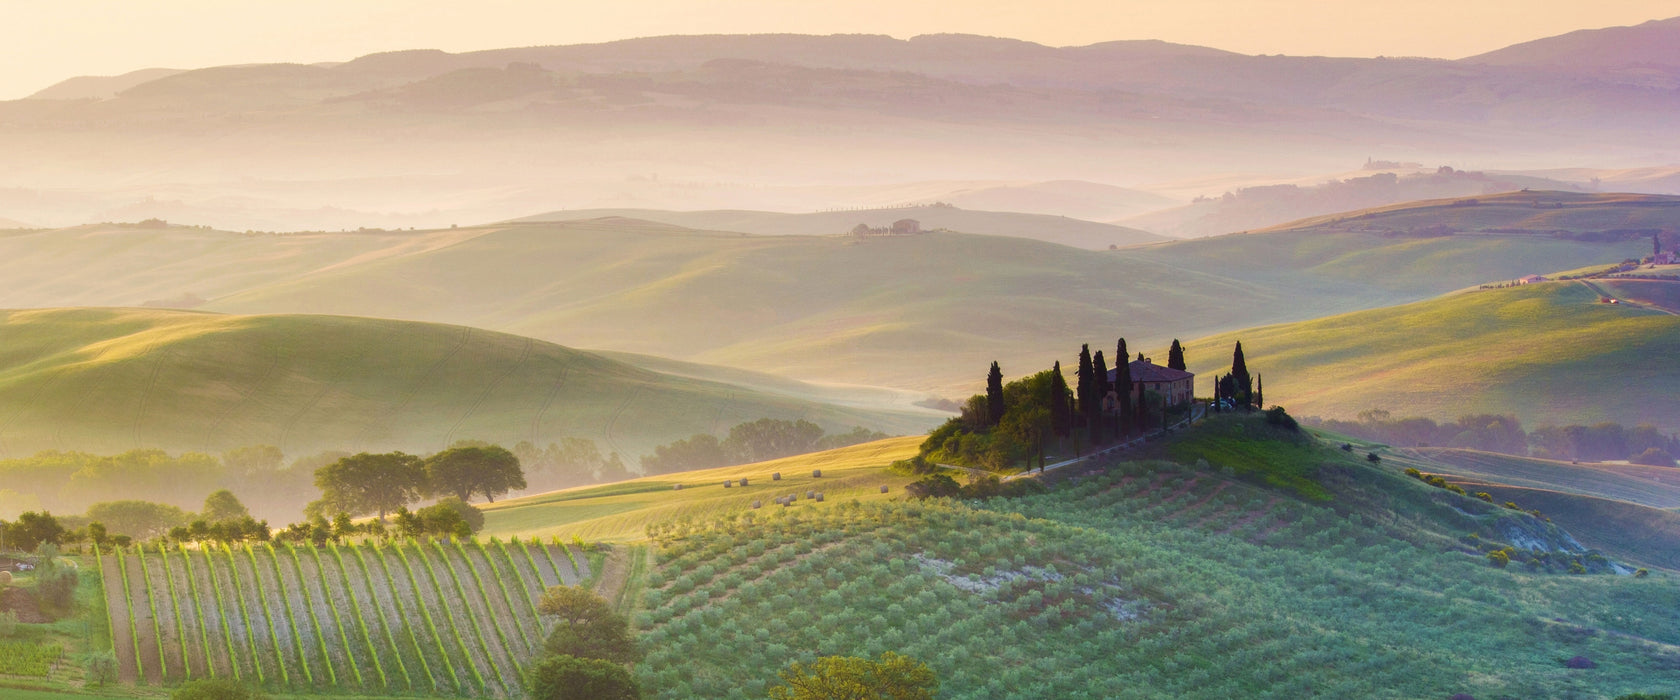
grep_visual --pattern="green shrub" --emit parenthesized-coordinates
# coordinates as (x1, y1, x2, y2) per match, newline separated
(1635, 568, 1650, 578)
(1486, 550, 1509, 568)
(525, 654, 641, 700)
(1366, 452, 1381, 463)
(1474, 492, 1493, 503)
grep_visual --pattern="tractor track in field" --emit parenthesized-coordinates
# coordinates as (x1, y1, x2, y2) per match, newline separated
(445, 337, 533, 448)
(529, 359, 576, 444)
(601, 386, 641, 464)
(199, 351, 281, 453)
(130, 346, 172, 449)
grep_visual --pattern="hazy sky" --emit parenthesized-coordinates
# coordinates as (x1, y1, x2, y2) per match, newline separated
(3, 0, 1675, 99)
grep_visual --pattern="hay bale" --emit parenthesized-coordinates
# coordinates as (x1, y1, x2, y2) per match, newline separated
(0, 570, 11, 587)
(723, 481, 733, 488)
(771, 472, 781, 481)
(752, 500, 762, 509)
(781, 499, 791, 507)
(880, 485, 889, 493)
(806, 491, 815, 499)
(815, 493, 824, 502)
(812, 469, 822, 478)
(739, 478, 749, 487)
(673, 483, 683, 491)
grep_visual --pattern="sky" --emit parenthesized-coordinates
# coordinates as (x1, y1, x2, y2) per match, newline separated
(2, 0, 1676, 99)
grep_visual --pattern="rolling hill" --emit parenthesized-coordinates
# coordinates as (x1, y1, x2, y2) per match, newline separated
(0, 210, 1649, 397)
(1466, 16, 1680, 68)
(204, 216, 1646, 394)
(515, 205, 1168, 250)
(1249, 189, 1680, 235)
(0, 308, 937, 462)
(1183, 280, 1680, 428)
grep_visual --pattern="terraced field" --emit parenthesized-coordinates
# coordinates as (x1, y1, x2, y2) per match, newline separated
(96, 538, 587, 696)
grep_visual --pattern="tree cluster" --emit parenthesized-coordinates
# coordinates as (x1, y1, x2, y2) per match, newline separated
(641, 419, 889, 474)
(920, 367, 1064, 470)
(309, 444, 526, 521)
(514, 437, 631, 492)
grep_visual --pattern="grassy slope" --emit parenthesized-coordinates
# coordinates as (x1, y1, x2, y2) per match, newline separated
(630, 416, 1680, 699)
(479, 436, 923, 543)
(513, 205, 1168, 250)
(1184, 281, 1680, 427)
(1598, 278, 1680, 313)
(208, 217, 1645, 394)
(0, 308, 935, 460)
(1438, 480, 1680, 572)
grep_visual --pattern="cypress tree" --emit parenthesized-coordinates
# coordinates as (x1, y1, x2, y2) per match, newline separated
(1115, 338, 1133, 437)
(1091, 351, 1109, 446)
(986, 361, 1005, 427)
(1255, 374, 1264, 410)
(1049, 361, 1071, 446)
(1231, 341, 1252, 410)
(1168, 339, 1186, 371)
(1076, 344, 1094, 432)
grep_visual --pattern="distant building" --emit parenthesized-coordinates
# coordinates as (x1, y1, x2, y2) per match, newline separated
(1518, 275, 1547, 284)
(1108, 359, 1194, 408)
(891, 219, 921, 235)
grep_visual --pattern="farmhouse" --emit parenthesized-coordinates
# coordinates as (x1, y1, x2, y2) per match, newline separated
(1518, 275, 1548, 284)
(1109, 359, 1194, 407)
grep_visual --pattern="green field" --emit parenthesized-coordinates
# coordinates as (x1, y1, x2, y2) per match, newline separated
(0, 308, 936, 461)
(479, 436, 924, 543)
(629, 416, 1680, 699)
(89, 539, 582, 696)
(1184, 281, 1680, 427)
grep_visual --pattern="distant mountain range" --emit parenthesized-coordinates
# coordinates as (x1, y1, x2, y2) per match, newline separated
(1, 19, 1676, 231)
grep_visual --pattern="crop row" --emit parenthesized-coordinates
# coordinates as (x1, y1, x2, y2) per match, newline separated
(98, 539, 582, 696)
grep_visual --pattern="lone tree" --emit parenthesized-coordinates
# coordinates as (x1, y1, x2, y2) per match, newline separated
(425, 445, 526, 503)
(986, 361, 1005, 428)
(1231, 341, 1253, 409)
(201, 490, 250, 522)
(1255, 374, 1264, 410)
(314, 452, 427, 520)
(538, 585, 640, 664)
(1091, 350, 1110, 446)
(1168, 339, 1186, 371)
(768, 651, 938, 700)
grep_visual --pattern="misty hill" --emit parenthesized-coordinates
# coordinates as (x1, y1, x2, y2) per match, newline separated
(199, 216, 1643, 394)
(26, 67, 187, 100)
(515, 205, 1167, 249)
(1184, 281, 1680, 428)
(1467, 16, 1680, 68)
(0, 308, 934, 460)
(4, 21, 1679, 229)
(1250, 190, 1680, 235)
(1122, 168, 1587, 238)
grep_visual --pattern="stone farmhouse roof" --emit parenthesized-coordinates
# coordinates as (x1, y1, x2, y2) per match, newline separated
(1108, 360, 1193, 384)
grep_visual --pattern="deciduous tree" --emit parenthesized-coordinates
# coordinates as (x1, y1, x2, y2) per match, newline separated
(525, 654, 640, 700)
(314, 452, 426, 519)
(539, 585, 640, 663)
(424, 445, 526, 503)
